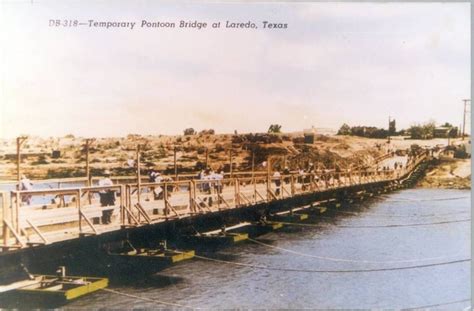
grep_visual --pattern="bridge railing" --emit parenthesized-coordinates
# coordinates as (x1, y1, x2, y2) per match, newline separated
(2, 184, 126, 250)
(0, 155, 429, 250)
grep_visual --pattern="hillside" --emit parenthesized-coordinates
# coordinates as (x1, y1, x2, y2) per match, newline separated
(0, 133, 453, 180)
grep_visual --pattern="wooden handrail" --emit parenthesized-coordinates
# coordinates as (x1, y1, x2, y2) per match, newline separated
(0, 152, 430, 249)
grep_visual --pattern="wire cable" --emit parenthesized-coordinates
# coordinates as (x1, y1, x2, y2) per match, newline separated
(100, 287, 197, 309)
(191, 253, 470, 273)
(246, 237, 465, 264)
(338, 219, 470, 228)
(400, 298, 471, 310)
(99, 284, 470, 310)
(272, 219, 470, 228)
(332, 209, 470, 218)
(384, 196, 469, 203)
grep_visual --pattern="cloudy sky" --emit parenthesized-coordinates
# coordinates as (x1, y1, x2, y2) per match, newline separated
(0, 1, 470, 138)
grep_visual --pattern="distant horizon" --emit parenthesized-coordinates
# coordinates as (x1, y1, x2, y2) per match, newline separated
(1, 2, 470, 138)
(0, 122, 468, 141)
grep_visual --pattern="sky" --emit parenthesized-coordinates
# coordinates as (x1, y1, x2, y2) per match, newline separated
(0, 1, 471, 138)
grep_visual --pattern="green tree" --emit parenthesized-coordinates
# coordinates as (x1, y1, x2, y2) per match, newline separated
(409, 121, 436, 139)
(183, 128, 196, 136)
(337, 123, 351, 135)
(421, 121, 436, 139)
(408, 124, 423, 139)
(268, 124, 282, 134)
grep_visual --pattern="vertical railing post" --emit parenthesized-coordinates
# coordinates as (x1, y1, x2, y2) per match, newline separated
(127, 185, 132, 225)
(120, 185, 124, 226)
(290, 175, 295, 196)
(266, 176, 270, 202)
(280, 176, 284, 198)
(192, 180, 197, 212)
(77, 189, 82, 234)
(253, 177, 257, 203)
(15, 192, 19, 234)
(215, 179, 220, 210)
(266, 157, 271, 200)
(10, 193, 14, 239)
(2, 192, 9, 247)
(188, 181, 193, 214)
(234, 178, 240, 207)
(163, 182, 169, 217)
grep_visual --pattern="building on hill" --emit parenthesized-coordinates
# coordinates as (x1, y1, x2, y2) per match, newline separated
(434, 126, 458, 138)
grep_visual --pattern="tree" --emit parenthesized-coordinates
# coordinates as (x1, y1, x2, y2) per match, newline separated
(337, 123, 351, 135)
(421, 121, 436, 139)
(268, 124, 282, 134)
(183, 128, 196, 136)
(199, 129, 215, 135)
(409, 121, 436, 139)
(408, 124, 423, 139)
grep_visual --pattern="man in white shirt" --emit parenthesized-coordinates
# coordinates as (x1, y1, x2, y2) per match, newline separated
(98, 170, 115, 223)
(20, 175, 33, 205)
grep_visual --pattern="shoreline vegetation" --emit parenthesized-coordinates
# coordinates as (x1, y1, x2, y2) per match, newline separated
(0, 132, 470, 189)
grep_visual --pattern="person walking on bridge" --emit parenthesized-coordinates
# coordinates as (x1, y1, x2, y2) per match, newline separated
(19, 174, 33, 205)
(99, 170, 115, 224)
(273, 169, 282, 197)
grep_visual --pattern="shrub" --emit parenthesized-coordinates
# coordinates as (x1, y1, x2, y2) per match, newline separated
(183, 128, 196, 135)
(268, 124, 282, 133)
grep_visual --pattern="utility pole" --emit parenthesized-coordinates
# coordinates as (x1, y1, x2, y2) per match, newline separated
(387, 115, 392, 143)
(205, 147, 209, 169)
(266, 156, 271, 180)
(174, 146, 178, 181)
(266, 156, 272, 200)
(251, 149, 255, 178)
(84, 138, 95, 187)
(136, 144, 141, 203)
(462, 99, 471, 140)
(84, 138, 95, 204)
(16, 136, 28, 188)
(229, 148, 233, 177)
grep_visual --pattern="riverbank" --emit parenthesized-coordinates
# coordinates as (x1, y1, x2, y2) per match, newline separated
(417, 158, 471, 189)
(0, 133, 454, 181)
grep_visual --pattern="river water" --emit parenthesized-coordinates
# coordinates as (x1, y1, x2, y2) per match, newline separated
(65, 188, 470, 309)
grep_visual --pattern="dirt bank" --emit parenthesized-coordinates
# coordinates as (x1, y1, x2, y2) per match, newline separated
(417, 158, 471, 189)
(0, 133, 460, 181)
